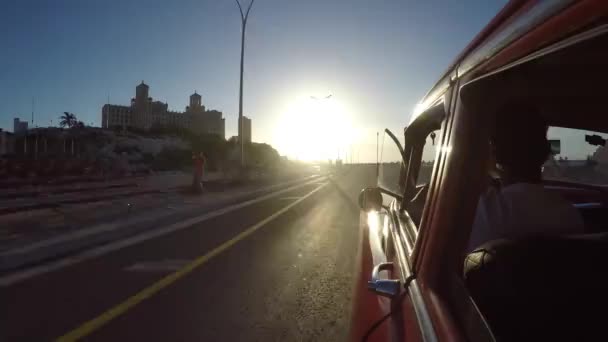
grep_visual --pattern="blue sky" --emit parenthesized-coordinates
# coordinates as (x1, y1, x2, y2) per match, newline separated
(0, 0, 507, 161)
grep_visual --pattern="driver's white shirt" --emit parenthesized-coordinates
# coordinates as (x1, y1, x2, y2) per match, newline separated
(468, 183, 584, 252)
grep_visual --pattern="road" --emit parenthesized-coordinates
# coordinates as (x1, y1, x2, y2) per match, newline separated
(0, 165, 375, 341)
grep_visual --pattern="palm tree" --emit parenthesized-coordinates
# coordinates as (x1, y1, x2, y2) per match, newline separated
(59, 112, 77, 128)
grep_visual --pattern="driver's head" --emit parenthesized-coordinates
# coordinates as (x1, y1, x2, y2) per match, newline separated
(490, 103, 550, 182)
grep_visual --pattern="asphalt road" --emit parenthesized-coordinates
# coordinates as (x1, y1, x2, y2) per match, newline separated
(0, 165, 375, 341)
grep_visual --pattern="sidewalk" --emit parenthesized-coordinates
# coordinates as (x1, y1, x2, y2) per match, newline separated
(0, 174, 321, 272)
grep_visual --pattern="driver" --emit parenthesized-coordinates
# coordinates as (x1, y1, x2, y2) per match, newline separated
(467, 104, 584, 252)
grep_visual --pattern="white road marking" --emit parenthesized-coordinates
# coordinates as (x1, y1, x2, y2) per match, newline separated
(0, 179, 327, 287)
(124, 259, 191, 272)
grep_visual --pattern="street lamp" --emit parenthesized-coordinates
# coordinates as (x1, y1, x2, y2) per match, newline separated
(236, 0, 255, 168)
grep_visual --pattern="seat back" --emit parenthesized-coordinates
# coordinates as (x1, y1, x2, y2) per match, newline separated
(464, 233, 608, 341)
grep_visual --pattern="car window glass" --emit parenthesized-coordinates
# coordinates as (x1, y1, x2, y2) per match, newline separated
(544, 127, 608, 185)
(378, 131, 405, 202)
(406, 129, 440, 227)
(416, 130, 439, 186)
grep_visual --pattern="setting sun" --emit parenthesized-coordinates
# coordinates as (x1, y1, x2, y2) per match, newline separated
(274, 95, 354, 162)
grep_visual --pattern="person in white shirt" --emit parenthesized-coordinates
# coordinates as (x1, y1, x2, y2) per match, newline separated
(468, 105, 584, 252)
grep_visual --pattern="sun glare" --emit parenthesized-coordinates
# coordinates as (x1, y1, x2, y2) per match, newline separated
(274, 96, 354, 162)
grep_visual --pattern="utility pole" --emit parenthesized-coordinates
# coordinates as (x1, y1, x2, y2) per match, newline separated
(31, 97, 35, 127)
(236, 0, 255, 168)
(376, 131, 379, 178)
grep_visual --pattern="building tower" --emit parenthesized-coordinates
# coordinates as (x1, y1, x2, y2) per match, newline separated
(136, 81, 149, 100)
(189, 91, 204, 113)
(239, 116, 252, 143)
(134, 81, 149, 129)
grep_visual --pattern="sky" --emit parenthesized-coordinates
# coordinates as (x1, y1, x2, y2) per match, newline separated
(0, 0, 509, 162)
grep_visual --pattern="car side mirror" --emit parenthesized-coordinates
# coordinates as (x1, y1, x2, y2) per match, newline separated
(358, 187, 383, 212)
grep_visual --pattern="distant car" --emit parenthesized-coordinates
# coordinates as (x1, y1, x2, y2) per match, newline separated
(351, 1, 608, 341)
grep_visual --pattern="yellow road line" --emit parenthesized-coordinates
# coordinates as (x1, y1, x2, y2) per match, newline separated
(56, 182, 327, 342)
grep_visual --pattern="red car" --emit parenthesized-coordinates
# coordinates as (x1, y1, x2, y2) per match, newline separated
(352, 1, 608, 341)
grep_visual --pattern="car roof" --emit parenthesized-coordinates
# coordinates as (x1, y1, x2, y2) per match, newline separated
(411, 0, 608, 123)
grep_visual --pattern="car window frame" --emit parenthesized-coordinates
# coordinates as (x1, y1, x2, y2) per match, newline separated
(386, 101, 447, 260)
(401, 103, 446, 221)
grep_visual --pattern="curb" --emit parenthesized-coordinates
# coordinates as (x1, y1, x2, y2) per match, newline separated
(0, 189, 160, 216)
(0, 182, 138, 201)
(0, 175, 322, 273)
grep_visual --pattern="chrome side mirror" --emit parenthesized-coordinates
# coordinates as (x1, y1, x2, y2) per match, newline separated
(358, 187, 383, 212)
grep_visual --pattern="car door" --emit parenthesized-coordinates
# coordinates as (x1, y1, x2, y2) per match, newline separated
(351, 128, 426, 342)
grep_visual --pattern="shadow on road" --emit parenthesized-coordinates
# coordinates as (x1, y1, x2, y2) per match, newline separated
(326, 176, 360, 216)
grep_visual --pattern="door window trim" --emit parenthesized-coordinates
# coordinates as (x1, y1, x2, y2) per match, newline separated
(403, 102, 446, 203)
(401, 101, 446, 226)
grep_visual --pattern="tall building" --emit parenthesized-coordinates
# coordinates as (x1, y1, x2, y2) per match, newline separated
(132, 81, 149, 129)
(101, 82, 225, 138)
(13, 118, 28, 133)
(0, 129, 15, 156)
(102, 105, 132, 130)
(239, 116, 252, 143)
(186, 91, 224, 136)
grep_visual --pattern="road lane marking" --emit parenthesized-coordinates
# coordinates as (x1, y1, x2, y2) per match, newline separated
(56, 182, 326, 342)
(0, 179, 326, 287)
(124, 259, 192, 273)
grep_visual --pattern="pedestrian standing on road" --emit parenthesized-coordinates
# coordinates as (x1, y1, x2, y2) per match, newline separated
(192, 152, 206, 194)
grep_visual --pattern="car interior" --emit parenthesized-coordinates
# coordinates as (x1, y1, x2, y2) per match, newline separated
(461, 29, 608, 340)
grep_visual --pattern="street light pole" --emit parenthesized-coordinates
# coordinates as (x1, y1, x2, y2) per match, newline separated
(376, 131, 379, 179)
(236, 0, 255, 168)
